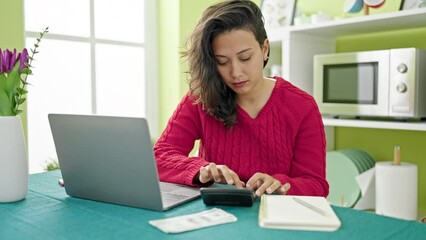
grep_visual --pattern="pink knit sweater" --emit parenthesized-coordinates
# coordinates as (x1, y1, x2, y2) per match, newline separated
(154, 77, 329, 197)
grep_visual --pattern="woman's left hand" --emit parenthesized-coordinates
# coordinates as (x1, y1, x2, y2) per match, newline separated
(246, 173, 291, 197)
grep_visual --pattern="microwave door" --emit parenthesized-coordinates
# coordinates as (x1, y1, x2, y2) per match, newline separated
(314, 50, 390, 117)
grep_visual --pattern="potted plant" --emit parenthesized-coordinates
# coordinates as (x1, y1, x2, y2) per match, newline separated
(0, 27, 48, 202)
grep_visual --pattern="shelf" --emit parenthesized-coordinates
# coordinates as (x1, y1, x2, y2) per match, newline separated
(323, 118, 426, 131)
(267, 8, 426, 42)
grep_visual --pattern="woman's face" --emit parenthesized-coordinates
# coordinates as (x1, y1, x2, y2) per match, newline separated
(212, 29, 269, 96)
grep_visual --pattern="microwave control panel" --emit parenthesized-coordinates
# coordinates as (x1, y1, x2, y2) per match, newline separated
(389, 48, 426, 117)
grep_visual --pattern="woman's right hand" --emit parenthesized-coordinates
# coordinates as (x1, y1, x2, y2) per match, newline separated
(199, 163, 245, 187)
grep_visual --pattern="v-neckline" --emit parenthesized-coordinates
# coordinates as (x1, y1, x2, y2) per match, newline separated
(237, 77, 278, 121)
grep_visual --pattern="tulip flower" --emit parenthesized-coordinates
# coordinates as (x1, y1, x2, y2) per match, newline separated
(0, 48, 28, 74)
(19, 48, 29, 72)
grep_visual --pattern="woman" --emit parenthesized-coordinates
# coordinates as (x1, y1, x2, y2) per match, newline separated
(154, 0, 328, 197)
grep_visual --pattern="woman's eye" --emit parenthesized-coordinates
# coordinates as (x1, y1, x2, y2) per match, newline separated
(216, 60, 227, 65)
(241, 57, 251, 61)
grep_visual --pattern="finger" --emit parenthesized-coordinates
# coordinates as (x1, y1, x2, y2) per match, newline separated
(227, 171, 244, 187)
(208, 163, 222, 182)
(237, 181, 246, 188)
(199, 166, 212, 183)
(255, 178, 275, 196)
(256, 180, 263, 188)
(217, 166, 234, 184)
(266, 180, 282, 194)
(246, 173, 263, 189)
(275, 183, 291, 195)
(217, 166, 244, 187)
(233, 177, 244, 188)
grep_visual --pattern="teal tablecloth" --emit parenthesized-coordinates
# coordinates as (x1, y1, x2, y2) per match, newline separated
(1, 170, 425, 240)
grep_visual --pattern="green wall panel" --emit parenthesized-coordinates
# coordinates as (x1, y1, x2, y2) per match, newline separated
(337, 27, 426, 52)
(158, 0, 181, 131)
(0, 0, 24, 49)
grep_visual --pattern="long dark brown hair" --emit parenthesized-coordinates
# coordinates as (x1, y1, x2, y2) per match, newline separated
(182, 0, 269, 128)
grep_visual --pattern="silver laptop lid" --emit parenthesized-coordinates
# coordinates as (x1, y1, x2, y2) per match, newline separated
(48, 114, 165, 210)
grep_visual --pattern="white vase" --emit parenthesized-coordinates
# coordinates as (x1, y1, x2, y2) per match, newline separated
(0, 116, 28, 202)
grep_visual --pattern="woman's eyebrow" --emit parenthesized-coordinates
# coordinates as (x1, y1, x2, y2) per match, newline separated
(236, 48, 253, 55)
(215, 48, 253, 57)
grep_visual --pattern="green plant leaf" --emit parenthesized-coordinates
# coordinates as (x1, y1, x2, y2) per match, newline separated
(21, 68, 32, 75)
(5, 63, 21, 100)
(13, 94, 19, 105)
(18, 97, 26, 104)
(0, 73, 7, 90)
(0, 88, 13, 116)
(17, 87, 28, 95)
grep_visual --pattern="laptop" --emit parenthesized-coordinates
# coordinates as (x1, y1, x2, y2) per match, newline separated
(48, 113, 200, 211)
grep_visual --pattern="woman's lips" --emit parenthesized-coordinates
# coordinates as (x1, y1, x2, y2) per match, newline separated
(233, 81, 248, 88)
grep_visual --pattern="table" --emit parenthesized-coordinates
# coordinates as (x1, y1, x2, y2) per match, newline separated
(1, 171, 425, 240)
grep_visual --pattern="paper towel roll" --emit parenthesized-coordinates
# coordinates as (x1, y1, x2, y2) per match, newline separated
(375, 162, 418, 221)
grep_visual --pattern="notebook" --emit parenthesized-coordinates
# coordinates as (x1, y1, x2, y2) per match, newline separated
(259, 195, 341, 232)
(48, 113, 200, 211)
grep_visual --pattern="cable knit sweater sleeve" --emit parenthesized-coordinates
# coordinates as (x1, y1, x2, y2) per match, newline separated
(154, 94, 209, 186)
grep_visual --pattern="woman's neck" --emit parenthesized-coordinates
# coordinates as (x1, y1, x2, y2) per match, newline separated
(237, 77, 275, 118)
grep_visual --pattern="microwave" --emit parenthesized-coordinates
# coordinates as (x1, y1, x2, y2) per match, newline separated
(313, 48, 426, 119)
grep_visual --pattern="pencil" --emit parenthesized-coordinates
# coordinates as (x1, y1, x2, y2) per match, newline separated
(293, 197, 327, 216)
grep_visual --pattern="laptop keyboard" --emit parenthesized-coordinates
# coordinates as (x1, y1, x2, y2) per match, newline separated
(160, 182, 181, 193)
(162, 192, 189, 203)
(159, 182, 200, 207)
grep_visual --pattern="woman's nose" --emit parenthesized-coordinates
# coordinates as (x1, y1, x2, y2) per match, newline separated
(230, 61, 243, 79)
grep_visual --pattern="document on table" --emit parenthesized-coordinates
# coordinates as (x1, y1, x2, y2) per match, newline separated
(149, 208, 237, 233)
(259, 195, 341, 232)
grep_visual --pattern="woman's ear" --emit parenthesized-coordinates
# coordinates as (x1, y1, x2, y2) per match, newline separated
(262, 38, 270, 59)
